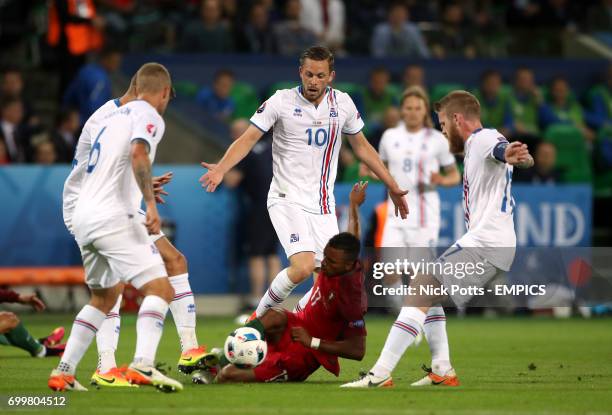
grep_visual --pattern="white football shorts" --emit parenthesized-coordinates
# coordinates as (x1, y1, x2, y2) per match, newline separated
(380, 222, 439, 264)
(79, 216, 167, 290)
(268, 200, 339, 266)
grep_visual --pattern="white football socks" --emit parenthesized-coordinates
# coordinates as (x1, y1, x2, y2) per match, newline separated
(371, 307, 426, 379)
(133, 295, 169, 367)
(58, 305, 106, 375)
(168, 273, 198, 351)
(255, 268, 296, 317)
(95, 295, 122, 372)
(424, 306, 452, 375)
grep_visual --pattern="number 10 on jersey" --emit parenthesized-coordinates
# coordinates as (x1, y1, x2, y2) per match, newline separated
(306, 128, 328, 147)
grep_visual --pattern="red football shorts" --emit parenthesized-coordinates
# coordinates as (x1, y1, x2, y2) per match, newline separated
(253, 311, 321, 382)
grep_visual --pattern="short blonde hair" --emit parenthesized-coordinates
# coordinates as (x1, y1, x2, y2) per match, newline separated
(434, 90, 480, 119)
(135, 63, 171, 95)
(400, 85, 433, 128)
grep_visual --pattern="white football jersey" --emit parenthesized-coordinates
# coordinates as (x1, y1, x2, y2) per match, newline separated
(456, 128, 516, 270)
(63, 98, 121, 234)
(379, 126, 455, 230)
(70, 100, 165, 245)
(250, 86, 364, 214)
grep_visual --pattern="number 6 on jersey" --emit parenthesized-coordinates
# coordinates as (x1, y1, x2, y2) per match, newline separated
(86, 126, 107, 173)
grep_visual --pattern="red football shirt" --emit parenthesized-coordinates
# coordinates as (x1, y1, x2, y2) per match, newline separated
(294, 262, 367, 375)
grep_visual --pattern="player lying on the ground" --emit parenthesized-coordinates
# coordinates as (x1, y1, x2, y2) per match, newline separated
(0, 288, 66, 357)
(61, 75, 205, 389)
(342, 90, 534, 388)
(193, 182, 369, 384)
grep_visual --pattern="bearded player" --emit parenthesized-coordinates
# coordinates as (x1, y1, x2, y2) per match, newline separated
(376, 86, 461, 387)
(342, 90, 533, 388)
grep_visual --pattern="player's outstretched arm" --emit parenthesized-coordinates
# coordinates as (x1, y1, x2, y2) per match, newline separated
(131, 140, 160, 235)
(17, 294, 46, 312)
(291, 326, 365, 360)
(504, 141, 534, 169)
(199, 125, 264, 192)
(0, 289, 45, 311)
(346, 132, 409, 219)
(348, 181, 368, 239)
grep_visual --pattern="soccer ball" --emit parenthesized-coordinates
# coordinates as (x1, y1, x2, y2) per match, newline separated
(224, 327, 267, 368)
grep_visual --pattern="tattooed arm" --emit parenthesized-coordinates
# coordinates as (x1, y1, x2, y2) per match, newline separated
(131, 140, 160, 234)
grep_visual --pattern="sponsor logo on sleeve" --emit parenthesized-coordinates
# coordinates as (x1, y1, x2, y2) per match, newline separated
(256, 102, 267, 113)
(146, 123, 157, 137)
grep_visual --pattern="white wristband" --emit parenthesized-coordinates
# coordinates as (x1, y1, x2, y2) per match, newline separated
(310, 337, 321, 350)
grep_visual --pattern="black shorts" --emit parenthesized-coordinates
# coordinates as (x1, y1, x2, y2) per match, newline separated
(244, 208, 279, 257)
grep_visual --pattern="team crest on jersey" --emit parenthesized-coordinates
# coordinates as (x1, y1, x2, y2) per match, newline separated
(146, 123, 157, 137)
(290, 233, 299, 243)
(293, 108, 302, 117)
(329, 107, 338, 118)
(256, 102, 266, 113)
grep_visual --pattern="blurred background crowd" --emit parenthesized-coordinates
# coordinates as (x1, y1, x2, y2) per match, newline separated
(0, 1, 609, 184)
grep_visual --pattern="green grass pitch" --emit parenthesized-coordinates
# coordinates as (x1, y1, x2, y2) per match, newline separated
(1, 314, 611, 415)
